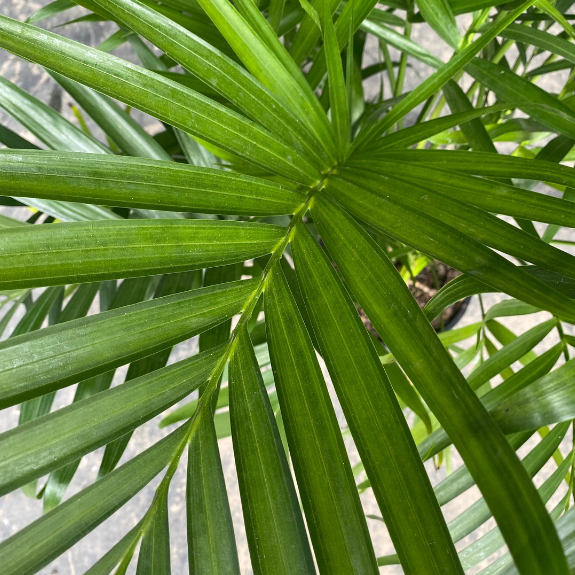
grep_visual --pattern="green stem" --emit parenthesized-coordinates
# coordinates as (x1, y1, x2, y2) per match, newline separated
(117, 185, 320, 567)
(380, 41, 396, 97)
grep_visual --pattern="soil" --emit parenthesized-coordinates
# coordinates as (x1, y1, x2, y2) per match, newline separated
(358, 260, 466, 340)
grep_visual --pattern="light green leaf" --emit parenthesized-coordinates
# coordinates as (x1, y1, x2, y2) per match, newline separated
(534, 0, 575, 41)
(460, 453, 573, 570)
(467, 319, 555, 390)
(484, 299, 541, 322)
(425, 266, 575, 321)
(0, 76, 108, 155)
(480, 344, 563, 412)
(385, 361, 432, 434)
(447, 422, 569, 542)
(433, 432, 533, 507)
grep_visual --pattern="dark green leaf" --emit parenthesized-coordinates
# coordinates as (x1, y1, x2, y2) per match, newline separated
(492, 358, 575, 433)
(365, 149, 575, 188)
(187, 409, 240, 574)
(163, 0, 338, 161)
(136, 491, 171, 575)
(0, 278, 257, 408)
(83, 0, 333, 170)
(0, 220, 284, 289)
(306, 0, 381, 89)
(415, 0, 460, 48)
(84, 522, 142, 575)
(311, 193, 568, 575)
(322, 0, 350, 157)
(460, 452, 573, 570)
(97, 273, 196, 479)
(341, 165, 575, 281)
(292, 222, 462, 574)
(443, 80, 496, 152)
(355, 158, 575, 228)
(0, 345, 223, 496)
(327, 175, 575, 322)
(266, 262, 379, 574)
(350, 1, 536, 152)
(0, 426, 187, 575)
(419, 341, 563, 459)
(466, 58, 575, 141)
(0, 16, 321, 185)
(0, 150, 304, 217)
(229, 326, 315, 574)
(385, 361, 432, 434)
(52, 73, 173, 161)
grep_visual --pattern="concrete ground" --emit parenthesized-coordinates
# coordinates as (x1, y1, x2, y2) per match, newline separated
(0, 1, 574, 573)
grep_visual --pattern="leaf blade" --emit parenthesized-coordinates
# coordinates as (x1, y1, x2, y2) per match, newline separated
(0, 220, 284, 289)
(292, 222, 463, 575)
(0, 426, 187, 575)
(0, 15, 321, 185)
(229, 326, 315, 574)
(187, 409, 240, 574)
(265, 262, 379, 574)
(0, 278, 258, 408)
(0, 150, 305, 216)
(0, 346, 223, 496)
(311, 193, 569, 575)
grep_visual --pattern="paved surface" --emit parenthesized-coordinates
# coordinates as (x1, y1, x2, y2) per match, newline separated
(0, 2, 573, 573)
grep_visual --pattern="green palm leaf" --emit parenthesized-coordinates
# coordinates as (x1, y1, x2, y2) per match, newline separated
(311, 194, 568, 575)
(1, 0, 574, 572)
